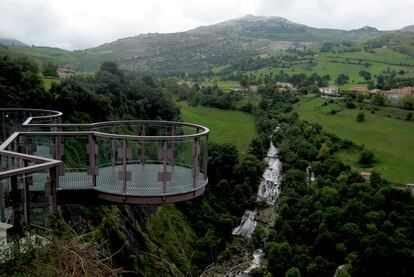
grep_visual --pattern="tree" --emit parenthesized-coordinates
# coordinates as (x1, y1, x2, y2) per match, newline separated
(356, 112, 365, 122)
(285, 267, 302, 277)
(359, 70, 371, 82)
(336, 74, 349, 85)
(359, 150, 374, 166)
(401, 96, 414, 110)
(42, 62, 58, 77)
(370, 93, 386, 106)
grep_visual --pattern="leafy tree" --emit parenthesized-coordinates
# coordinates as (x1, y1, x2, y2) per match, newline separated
(371, 93, 386, 106)
(356, 112, 365, 122)
(358, 150, 374, 166)
(336, 74, 349, 85)
(285, 267, 302, 277)
(358, 70, 371, 82)
(42, 61, 58, 77)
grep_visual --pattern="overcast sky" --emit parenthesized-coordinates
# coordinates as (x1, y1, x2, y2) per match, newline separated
(0, 0, 413, 50)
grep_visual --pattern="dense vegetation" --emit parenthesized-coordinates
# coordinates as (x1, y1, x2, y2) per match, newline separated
(246, 82, 414, 276)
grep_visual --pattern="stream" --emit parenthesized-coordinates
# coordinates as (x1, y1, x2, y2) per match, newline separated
(230, 141, 283, 275)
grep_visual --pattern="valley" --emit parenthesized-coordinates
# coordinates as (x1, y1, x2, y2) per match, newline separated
(1, 11, 414, 277)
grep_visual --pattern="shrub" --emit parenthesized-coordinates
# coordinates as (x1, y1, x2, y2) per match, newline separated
(356, 112, 365, 122)
(359, 150, 374, 166)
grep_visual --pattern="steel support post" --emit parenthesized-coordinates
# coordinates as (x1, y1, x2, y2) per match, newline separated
(23, 160, 30, 227)
(192, 137, 200, 189)
(10, 175, 21, 236)
(204, 135, 208, 180)
(140, 127, 146, 166)
(111, 126, 116, 167)
(88, 134, 97, 187)
(162, 141, 167, 194)
(122, 139, 127, 193)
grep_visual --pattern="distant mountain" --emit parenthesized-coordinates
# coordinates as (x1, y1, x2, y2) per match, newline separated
(92, 15, 383, 74)
(0, 15, 396, 74)
(0, 38, 27, 46)
(401, 25, 414, 32)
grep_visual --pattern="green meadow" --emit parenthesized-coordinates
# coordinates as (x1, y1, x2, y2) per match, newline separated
(295, 97, 414, 184)
(178, 102, 256, 153)
(42, 77, 60, 91)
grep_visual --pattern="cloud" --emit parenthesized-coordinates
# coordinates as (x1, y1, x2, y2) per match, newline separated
(0, 0, 412, 50)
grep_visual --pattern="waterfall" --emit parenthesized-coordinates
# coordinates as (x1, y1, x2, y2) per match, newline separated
(257, 142, 282, 205)
(232, 210, 257, 238)
(230, 140, 283, 275)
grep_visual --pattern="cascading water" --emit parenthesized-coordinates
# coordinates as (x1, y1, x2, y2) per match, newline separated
(257, 142, 282, 205)
(231, 140, 283, 275)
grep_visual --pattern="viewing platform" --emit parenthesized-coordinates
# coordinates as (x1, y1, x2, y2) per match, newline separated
(0, 108, 209, 228)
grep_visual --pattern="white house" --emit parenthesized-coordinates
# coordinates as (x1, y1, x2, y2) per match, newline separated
(319, 86, 339, 95)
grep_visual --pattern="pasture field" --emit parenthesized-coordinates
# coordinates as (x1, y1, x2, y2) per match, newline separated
(295, 97, 414, 184)
(42, 77, 60, 91)
(178, 102, 257, 154)
(252, 47, 414, 87)
(199, 80, 240, 91)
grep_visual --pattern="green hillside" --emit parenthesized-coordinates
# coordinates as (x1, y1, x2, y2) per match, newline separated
(295, 97, 414, 184)
(212, 33, 414, 88)
(0, 45, 114, 71)
(178, 102, 256, 153)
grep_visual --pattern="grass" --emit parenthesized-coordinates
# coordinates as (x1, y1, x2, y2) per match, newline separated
(295, 97, 414, 184)
(250, 46, 414, 88)
(42, 77, 60, 91)
(199, 80, 240, 91)
(178, 102, 256, 153)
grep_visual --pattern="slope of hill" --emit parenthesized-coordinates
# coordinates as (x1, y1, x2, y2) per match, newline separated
(0, 15, 387, 74)
(0, 37, 27, 46)
(93, 15, 382, 74)
(401, 25, 414, 32)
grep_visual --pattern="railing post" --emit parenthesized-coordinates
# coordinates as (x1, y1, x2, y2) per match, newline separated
(111, 126, 116, 167)
(140, 126, 146, 166)
(192, 136, 200, 189)
(23, 160, 31, 228)
(162, 141, 167, 193)
(1, 111, 5, 142)
(88, 134, 98, 187)
(204, 135, 208, 180)
(122, 139, 127, 193)
(171, 125, 176, 167)
(10, 175, 22, 236)
(46, 166, 58, 228)
(51, 135, 64, 187)
(0, 181, 4, 222)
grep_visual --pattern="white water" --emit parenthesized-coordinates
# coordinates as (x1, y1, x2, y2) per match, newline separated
(231, 141, 283, 275)
(232, 210, 257, 238)
(257, 142, 282, 205)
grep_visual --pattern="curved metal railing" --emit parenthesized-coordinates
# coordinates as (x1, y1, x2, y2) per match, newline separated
(0, 108, 209, 217)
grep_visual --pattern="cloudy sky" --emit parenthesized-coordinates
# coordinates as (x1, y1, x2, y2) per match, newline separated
(0, 0, 413, 50)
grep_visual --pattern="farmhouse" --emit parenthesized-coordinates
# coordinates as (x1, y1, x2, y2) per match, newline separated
(248, 85, 258, 93)
(348, 87, 383, 95)
(360, 172, 372, 182)
(277, 82, 294, 89)
(234, 85, 246, 92)
(57, 68, 75, 79)
(319, 86, 339, 95)
(384, 86, 414, 100)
